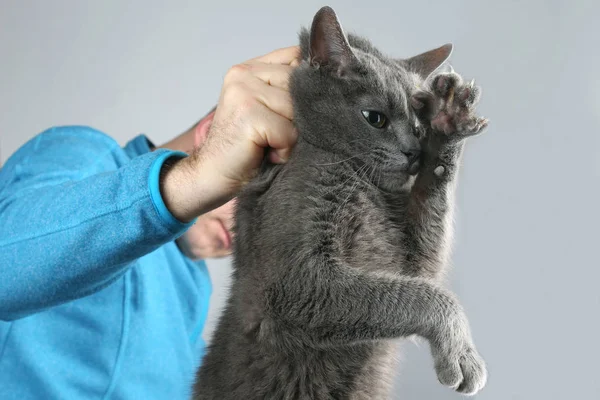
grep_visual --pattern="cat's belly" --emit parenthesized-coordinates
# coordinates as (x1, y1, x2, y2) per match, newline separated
(196, 324, 400, 400)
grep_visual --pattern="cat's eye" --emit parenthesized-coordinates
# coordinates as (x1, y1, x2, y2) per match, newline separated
(361, 110, 388, 129)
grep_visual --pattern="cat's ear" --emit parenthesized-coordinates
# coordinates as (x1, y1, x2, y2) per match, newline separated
(405, 44, 453, 80)
(308, 6, 356, 76)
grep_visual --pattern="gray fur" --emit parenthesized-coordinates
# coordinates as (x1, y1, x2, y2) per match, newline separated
(193, 6, 488, 399)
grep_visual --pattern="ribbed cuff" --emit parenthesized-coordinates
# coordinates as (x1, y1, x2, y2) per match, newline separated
(148, 150, 196, 234)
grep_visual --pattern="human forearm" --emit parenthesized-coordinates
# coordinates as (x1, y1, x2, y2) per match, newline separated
(159, 149, 241, 223)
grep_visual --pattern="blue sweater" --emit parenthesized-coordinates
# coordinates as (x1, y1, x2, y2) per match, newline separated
(0, 127, 212, 399)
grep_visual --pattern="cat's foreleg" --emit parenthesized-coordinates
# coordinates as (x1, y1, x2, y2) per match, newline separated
(264, 266, 487, 396)
(404, 72, 488, 278)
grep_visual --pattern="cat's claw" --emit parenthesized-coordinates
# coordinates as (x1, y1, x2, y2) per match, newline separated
(433, 344, 487, 396)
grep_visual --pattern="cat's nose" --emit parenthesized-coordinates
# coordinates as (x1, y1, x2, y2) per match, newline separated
(404, 147, 421, 174)
(402, 147, 421, 165)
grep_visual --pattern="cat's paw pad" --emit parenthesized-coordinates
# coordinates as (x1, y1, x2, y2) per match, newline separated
(430, 73, 488, 138)
(411, 73, 488, 140)
(433, 166, 445, 177)
(434, 345, 487, 396)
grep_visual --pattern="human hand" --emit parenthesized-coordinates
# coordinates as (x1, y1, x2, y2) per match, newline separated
(161, 46, 300, 222)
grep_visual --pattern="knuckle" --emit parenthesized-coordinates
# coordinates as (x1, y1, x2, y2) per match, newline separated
(223, 82, 249, 104)
(224, 64, 250, 84)
(222, 85, 257, 121)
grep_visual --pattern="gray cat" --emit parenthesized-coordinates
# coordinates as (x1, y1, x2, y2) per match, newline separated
(193, 6, 488, 399)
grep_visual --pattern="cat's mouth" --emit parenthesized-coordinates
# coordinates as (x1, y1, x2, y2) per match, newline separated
(408, 160, 420, 175)
(384, 160, 420, 176)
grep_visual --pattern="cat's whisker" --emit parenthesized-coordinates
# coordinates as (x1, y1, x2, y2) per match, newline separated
(369, 164, 378, 191)
(313, 151, 371, 166)
(329, 163, 369, 197)
(333, 163, 370, 217)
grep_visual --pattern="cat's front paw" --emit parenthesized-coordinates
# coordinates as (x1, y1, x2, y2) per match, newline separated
(411, 72, 488, 140)
(432, 341, 487, 396)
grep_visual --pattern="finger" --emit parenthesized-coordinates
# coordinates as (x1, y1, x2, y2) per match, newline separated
(250, 102, 298, 153)
(251, 46, 300, 65)
(246, 76, 294, 121)
(243, 63, 294, 90)
(270, 147, 294, 163)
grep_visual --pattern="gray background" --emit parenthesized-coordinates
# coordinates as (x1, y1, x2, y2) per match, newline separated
(1, 1, 599, 399)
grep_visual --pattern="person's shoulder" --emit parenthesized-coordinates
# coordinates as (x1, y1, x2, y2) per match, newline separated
(31, 125, 120, 156)
(4, 126, 123, 174)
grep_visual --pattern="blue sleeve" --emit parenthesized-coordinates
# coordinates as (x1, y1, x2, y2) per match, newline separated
(0, 127, 194, 320)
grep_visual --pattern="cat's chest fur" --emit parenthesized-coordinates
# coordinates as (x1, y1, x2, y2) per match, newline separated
(335, 188, 409, 276)
(292, 157, 413, 278)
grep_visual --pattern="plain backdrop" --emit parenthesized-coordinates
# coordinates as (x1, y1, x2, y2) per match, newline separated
(1, 1, 599, 399)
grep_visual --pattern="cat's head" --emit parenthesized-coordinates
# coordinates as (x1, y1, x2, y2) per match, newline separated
(290, 6, 452, 192)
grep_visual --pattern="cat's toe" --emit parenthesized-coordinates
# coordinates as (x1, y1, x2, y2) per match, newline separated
(456, 349, 487, 396)
(410, 90, 437, 121)
(455, 80, 481, 109)
(432, 73, 463, 98)
(434, 356, 463, 389)
(460, 116, 489, 138)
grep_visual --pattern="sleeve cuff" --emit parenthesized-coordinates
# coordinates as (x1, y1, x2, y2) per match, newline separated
(148, 150, 196, 234)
